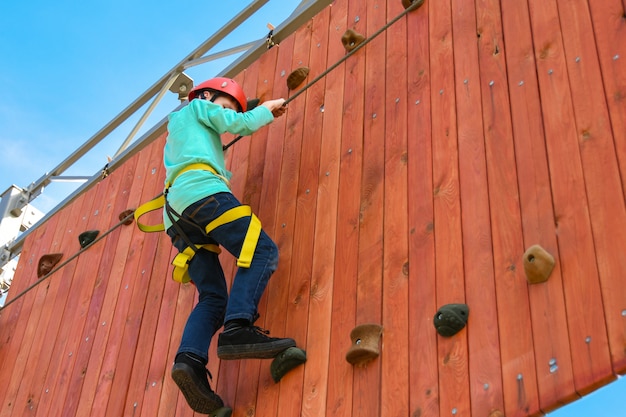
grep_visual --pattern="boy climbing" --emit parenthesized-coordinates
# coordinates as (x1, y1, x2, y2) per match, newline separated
(163, 77, 296, 414)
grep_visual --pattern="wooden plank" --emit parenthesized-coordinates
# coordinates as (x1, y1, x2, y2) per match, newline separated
(475, 0, 541, 416)
(283, 1, 330, 406)
(557, 0, 626, 377)
(381, 0, 411, 414)
(48, 178, 118, 417)
(499, 0, 576, 411)
(273, 19, 314, 417)
(71, 153, 139, 416)
(0, 211, 62, 417)
(24, 186, 99, 417)
(586, 0, 626, 205)
(40, 181, 114, 417)
(300, 1, 346, 415)
(352, 0, 386, 416)
(120, 137, 170, 417)
(82, 145, 158, 416)
(406, 1, 439, 416)
(57, 172, 129, 417)
(451, 0, 505, 415)
(104, 136, 167, 417)
(6, 196, 73, 417)
(324, 0, 366, 413)
(527, 0, 613, 395)
(428, 1, 469, 417)
(139, 243, 178, 417)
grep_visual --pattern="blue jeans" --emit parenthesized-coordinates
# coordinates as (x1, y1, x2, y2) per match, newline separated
(166, 192, 279, 361)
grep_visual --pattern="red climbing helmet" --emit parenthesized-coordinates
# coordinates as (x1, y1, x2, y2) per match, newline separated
(187, 77, 247, 112)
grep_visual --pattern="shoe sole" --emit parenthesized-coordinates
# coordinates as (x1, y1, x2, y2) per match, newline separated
(171, 363, 224, 414)
(217, 339, 297, 360)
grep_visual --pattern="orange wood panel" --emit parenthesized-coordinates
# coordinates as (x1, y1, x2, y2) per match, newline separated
(138, 241, 178, 417)
(352, 1, 386, 416)
(7, 196, 73, 417)
(104, 136, 167, 417)
(71, 154, 140, 416)
(0, 211, 62, 417)
(477, 1, 539, 416)
(272, 7, 331, 417)
(499, 0, 576, 411)
(381, 0, 412, 415)
(557, 0, 626, 377)
(452, 0, 505, 415)
(429, 1, 470, 417)
(39, 184, 112, 416)
(49, 178, 118, 416)
(58, 173, 131, 417)
(527, 0, 613, 395)
(120, 137, 170, 417)
(250, 29, 293, 417)
(85, 145, 159, 416)
(301, 2, 347, 415)
(586, 0, 626, 213)
(324, 0, 366, 414)
(476, 0, 540, 416)
(588, 0, 626, 375)
(406, 1, 439, 416)
(29, 185, 101, 417)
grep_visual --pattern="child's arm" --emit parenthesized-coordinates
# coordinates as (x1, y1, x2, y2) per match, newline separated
(193, 99, 286, 136)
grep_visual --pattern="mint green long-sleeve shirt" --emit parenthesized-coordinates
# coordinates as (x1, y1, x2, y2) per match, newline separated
(163, 99, 274, 229)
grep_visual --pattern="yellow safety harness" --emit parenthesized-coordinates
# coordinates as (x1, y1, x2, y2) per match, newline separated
(134, 163, 262, 283)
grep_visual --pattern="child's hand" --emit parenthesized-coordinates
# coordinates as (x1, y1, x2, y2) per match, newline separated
(261, 98, 287, 118)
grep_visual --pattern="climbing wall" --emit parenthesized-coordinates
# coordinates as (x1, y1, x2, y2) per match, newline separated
(0, 0, 625, 416)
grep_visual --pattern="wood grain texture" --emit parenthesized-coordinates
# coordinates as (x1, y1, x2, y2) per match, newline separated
(0, 0, 623, 415)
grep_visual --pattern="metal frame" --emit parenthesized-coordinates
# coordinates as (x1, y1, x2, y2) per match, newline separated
(0, 0, 332, 269)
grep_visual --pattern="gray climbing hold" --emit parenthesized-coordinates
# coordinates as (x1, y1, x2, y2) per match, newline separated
(433, 304, 469, 337)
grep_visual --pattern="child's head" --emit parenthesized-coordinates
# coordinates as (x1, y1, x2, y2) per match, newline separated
(188, 77, 247, 112)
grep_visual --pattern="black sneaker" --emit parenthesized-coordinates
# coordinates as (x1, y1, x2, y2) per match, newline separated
(217, 325, 296, 360)
(171, 353, 224, 414)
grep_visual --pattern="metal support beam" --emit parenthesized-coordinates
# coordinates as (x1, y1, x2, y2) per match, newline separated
(1, 0, 332, 269)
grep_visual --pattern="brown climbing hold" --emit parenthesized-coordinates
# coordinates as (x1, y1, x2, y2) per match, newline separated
(119, 209, 134, 225)
(402, 0, 426, 10)
(523, 244, 555, 284)
(346, 323, 383, 366)
(488, 410, 504, 417)
(286, 67, 309, 90)
(341, 29, 365, 52)
(37, 253, 63, 278)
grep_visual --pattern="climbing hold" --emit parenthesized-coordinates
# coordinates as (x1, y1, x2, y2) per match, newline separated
(286, 67, 310, 90)
(523, 244, 555, 284)
(401, 0, 426, 10)
(346, 323, 383, 366)
(37, 253, 63, 278)
(341, 29, 366, 52)
(118, 209, 134, 225)
(488, 410, 504, 417)
(209, 407, 233, 417)
(433, 304, 469, 337)
(270, 347, 307, 382)
(78, 230, 100, 249)
(246, 98, 260, 110)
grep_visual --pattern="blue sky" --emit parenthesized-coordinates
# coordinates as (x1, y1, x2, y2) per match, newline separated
(0, 1, 623, 415)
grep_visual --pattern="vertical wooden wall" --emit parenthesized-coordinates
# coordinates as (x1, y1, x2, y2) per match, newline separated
(0, 0, 624, 416)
